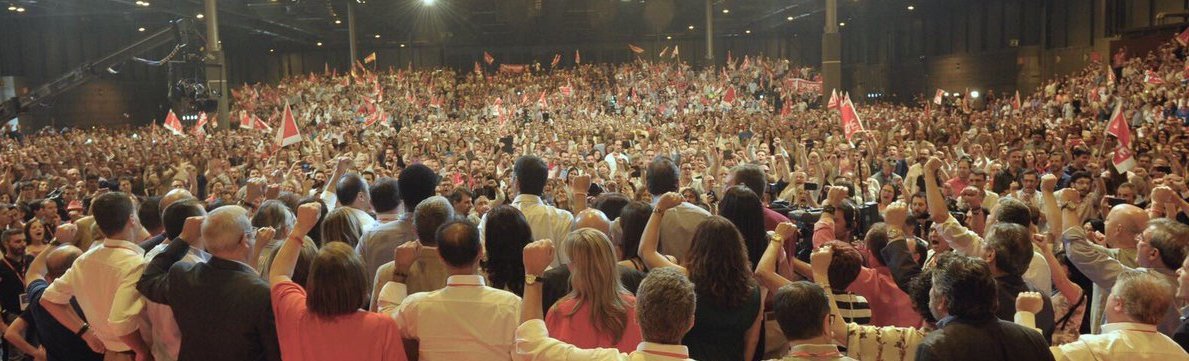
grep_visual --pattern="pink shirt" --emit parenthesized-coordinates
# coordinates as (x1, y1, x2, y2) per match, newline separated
(544, 294, 643, 353)
(945, 177, 969, 196)
(846, 266, 924, 328)
(271, 282, 407, 361)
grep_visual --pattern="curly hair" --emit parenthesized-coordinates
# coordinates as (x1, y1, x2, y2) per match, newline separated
(685, 216, 757, 308)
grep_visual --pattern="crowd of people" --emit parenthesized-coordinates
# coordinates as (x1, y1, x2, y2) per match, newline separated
(0, 36, 1187, 361)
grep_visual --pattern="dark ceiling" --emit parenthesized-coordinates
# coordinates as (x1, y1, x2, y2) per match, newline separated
(2, 0, 839, 48)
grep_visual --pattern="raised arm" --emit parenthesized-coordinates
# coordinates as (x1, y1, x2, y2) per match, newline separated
(569, 174, 590, 213)
(1060, 189, 1127, 289)
(924, 157, 949, 224)
(1040, 174, 1061, 240)
(809, 245, 851, 344)
(136, 216, 203, 304)
(638, 192, 686, 274)
(925, 157, 984, 256)
(520, 239, 555, 324)
(755, 223, 797, 292)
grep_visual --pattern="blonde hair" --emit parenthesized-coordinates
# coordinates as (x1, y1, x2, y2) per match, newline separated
(320, 208, 363, 247)
(559, 228, 630, 342)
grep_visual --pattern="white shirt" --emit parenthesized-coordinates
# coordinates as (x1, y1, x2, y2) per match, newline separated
(482, 194, 574, 267)
(379, 275, 521, 361)
(1051, 322, 1188, 360)
(43, 239, 146, 352)
(357, 213, 414, 284)
(514, 319, 694, 361)
(651, 198, 712, 263)
(140, 242, 210, 361)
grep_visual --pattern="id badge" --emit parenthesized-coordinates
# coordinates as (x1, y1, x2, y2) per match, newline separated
(18, 293, 28, 311)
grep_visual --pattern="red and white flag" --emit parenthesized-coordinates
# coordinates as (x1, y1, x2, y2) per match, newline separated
(252, 114, 272, 133)
(575, 49, 581, 65)
(365, 109, 385, 128)
(628, 44, 645, 54)
(483, 51, 495, 65)
(537, 91, 549, 109)
(827, 89, 840, 110)
(192, 112, 208, 138)
(838, 93, 865, 144)
(723, 86, 737, 104)
(240, 111, 252, 129)
(1106, 64, 1116, 87)
(275, 101, 302, 148)
(1177, 27, 1189, 46)
(933, 89, 945, 105)
(1106, 102, 1136, 172)
(1013, 90, 1022, 110)
(551, 53, 561, 68)
(1144, 70, 1165, 85)
(671, 45, 679, 59)
(163, 110, 184, 136)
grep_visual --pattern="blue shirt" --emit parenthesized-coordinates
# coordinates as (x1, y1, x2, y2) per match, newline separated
(23, 279, 102, 361)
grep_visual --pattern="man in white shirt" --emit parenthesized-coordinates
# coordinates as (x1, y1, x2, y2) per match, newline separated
(645, 156, 710, 262)
(40, 192, 153, 361)
(135, 200, 209, 361)
(481, 156, 573, 267)
(379, 220, 521, 361)
(1019, 270, 1188, 360)
(333, 173, 376, 231)
(515, 240, 696, 361)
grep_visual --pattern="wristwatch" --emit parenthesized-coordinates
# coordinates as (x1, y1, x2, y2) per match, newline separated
(821, 205, 836, 215)
(525, 274, 541, 285)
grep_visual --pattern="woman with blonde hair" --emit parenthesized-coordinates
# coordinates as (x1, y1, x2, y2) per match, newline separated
(320, 207, 363, 247)
(545, 228, 643, 353)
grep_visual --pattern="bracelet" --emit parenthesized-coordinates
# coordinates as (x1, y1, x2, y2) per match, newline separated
(75, 323, 89, 337)
(392, 271, 409, 279)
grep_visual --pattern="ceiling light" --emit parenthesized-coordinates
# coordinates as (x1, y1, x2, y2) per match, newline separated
(907, 5, 915, 10)
(138, 27, 145, 32)
(15, 6, 23, 12)
(970, 90, 980, 99)
(786, 16, 793, 21)
(6, 5, 15, 11)
(334, 19, 342, 24)
(666, 36, 672, 40)
(839, 22, 845, 26)
(316, 42, 323, 46)
(400, 43, 406, 47)
(721, 9, 728, 14)
(374, 34, 381, 38)
(688, 25, 694, 30)
(745, 30, 751, 34)
(422, 0, 434, 5)
(269, 49, 275, 53)
(196, 13, 204, 19)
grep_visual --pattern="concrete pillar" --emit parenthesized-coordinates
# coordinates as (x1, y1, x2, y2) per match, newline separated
(704, 0, 714, 66)
(348, 2, 359, 66)
(203, 0, 229, 129)
(822, 0, 841, 105)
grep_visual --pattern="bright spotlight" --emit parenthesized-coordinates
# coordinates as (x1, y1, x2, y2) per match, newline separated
(721, 9, 728, 14)
(907, 5, 915, 10)
(786, 16, 793, 21)
(138, 27, 146, 32)
(196, 13, 204, 19)
(316, 42, 323, 46)
(334, 19, 342, 24)
(970, 91, 980, 99)
(422, 0, 434, 5)
(745, 30, 751, 34)
(688, 25, 695, 30)
(839, 22, 846, 26)
(666, 36, 672, 40)
(374, 34, 381, 39)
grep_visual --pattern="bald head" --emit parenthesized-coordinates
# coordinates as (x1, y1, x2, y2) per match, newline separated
(1106, 204, 1148, 248)
(574, 209, 611, 236)
(202, 206, 252, 256)
(46, 246, 83, 280)
(161, 189, 194, 211)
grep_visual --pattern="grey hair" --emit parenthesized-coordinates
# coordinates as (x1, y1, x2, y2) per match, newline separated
(203, 206, 252, 254)
(414, 196, 455, 246)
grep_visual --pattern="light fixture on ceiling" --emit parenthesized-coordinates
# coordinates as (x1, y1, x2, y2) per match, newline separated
(269, 49, 275, 52)
(745, 30, 751, 34)
(15, 6, 24, 12)
(666, 36, 672, 40)
(316, 42, 323, 46)
(334, 19, 342, 24)
(839, 22, 845, 26)
(907, 5, 915, 10)
(688, 25, 694, 30)
(422, 0, 434, 5)
(721, 9, 728, 14)
(374, 34, 381, 39)
(196, 13, 204, 19)
(970, 90, 980, 99)
(7, 5, 16, 11)
(400, 43, 406, 47)
(786, 16, 793, 21)
(138, 27, 145, 32)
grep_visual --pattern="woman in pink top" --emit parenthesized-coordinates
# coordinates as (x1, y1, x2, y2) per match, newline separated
(268, 203, 407, 361)
(544, 228, 643, 353)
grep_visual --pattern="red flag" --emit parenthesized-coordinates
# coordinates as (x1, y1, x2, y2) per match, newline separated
(1013, 90, 1022, 110)
(275, 101, 302, 148)
(163, 110, 184, 136)
(363, 52, 377, 64)
(365, 109, 385, 128)
(551, 53, 561, 68)
(1177, 27, 1189, 46)
(724, 87, 737, 104)
(839, 93, 865, 143)
(1106, 102, 1131, 148)
(628, 44, 644, 54)
(780, 97, 791, 117)
(252, 114, 272, 133)
(191, 112, 208, 140)
(537, 91, 549, 109)
(484, 51, 495, 65)
(575, 49, 581, 65)
(827, 89, 840, 110)
(1144, 70, 1165, 85)
(240, 111, 252, 129)
(933, 89, 945, 105)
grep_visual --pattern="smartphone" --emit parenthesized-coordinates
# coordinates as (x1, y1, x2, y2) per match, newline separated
(804, 182, 819, 191)
(1105, 196, 1127, 207)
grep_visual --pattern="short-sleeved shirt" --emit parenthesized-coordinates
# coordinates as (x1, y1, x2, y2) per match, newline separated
(545, 294, 643, 353)
(271, 281, 406, 361)
(23, 279, 102, 361)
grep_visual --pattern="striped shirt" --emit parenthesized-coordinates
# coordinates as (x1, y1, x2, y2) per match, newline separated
(833, 290, 873, 325)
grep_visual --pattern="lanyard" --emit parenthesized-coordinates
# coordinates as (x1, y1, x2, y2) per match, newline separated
(2, 257, 24, 285)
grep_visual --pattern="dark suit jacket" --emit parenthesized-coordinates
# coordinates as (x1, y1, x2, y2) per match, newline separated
(915, 316, 1054, 361)
(136, 240, 281, 361)
(995, 274, 1055, 341)
(541, 265, 645, 315)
